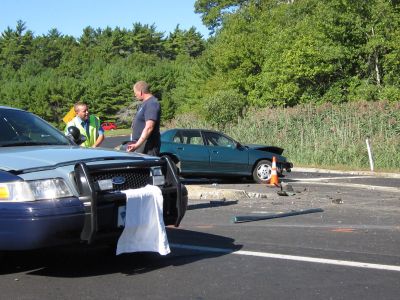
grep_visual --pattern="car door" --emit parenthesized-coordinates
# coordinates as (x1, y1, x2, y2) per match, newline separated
(171, 130, 210, 174)
(203, 131, 249, 175)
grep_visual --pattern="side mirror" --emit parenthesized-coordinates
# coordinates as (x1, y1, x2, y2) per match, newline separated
(115, 140, 131, 151)
(66, 126, 86, 145)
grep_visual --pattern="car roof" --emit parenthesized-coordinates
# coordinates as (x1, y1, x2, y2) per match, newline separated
(0, 106, 25, 112)
(165, 128, 222, 134)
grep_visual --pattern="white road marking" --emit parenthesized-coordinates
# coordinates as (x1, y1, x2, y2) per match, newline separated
(170, 243, 400, 272)
(287, 179, 400, 193)
(234, 223, 400, 230)
(292, 176, 374, 181)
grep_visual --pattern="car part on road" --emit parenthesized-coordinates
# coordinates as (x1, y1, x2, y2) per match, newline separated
(209, 200, 238, 206)
(232, 208, 324, 223)
(277, 190, 296, 196)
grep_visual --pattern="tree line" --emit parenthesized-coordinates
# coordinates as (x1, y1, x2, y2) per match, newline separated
(1, 0, 399, 129)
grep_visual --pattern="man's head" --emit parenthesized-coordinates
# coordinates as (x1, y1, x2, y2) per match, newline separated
(74, 102, 89, 121)
(132, 81, 151, 101)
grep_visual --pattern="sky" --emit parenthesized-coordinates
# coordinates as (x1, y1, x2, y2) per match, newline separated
(0, 0, 210, 38)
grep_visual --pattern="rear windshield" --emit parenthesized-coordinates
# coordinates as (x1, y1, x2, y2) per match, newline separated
(0, 108, 71, 147)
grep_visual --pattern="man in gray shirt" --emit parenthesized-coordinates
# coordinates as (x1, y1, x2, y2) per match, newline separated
(127, 81, 161, 156)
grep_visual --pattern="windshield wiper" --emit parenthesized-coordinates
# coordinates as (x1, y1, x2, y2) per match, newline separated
(0, 141, 67, 147)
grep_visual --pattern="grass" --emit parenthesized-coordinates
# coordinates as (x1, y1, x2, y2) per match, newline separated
(166, 101, 400, 173)
(103, 128, 131, 137)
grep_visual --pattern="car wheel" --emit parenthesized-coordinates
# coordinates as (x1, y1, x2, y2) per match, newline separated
(252, 160, 272, 184)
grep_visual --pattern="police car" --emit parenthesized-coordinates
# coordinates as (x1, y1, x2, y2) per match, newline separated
(0, 106, 187, 254)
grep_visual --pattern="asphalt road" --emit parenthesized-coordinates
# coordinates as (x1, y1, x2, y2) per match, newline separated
(102, 134, 129, 149)
(1, 136, 399, 300)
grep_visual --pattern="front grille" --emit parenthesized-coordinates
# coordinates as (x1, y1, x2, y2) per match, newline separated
(91, 168, 150, 191)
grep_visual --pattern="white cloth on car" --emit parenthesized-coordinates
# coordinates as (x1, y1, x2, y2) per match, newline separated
(116, 185, 170, 255)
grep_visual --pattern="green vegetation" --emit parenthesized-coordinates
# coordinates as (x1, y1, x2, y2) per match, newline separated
(0, 21, 205, 129)
(0, 0, 399, 171)
(103, 128, 131, 137)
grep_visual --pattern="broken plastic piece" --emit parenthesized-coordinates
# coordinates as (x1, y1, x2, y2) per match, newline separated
(233, 208, 324, 223)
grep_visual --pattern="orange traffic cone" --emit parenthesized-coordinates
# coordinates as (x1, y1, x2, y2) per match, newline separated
(268, 156, 280, 187)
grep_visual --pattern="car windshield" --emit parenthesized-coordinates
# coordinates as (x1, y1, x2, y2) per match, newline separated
(0, 108, 72, 147)
(204, 132, 236, 148)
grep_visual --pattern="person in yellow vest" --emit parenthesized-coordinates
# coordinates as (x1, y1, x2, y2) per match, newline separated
(65, 102, 105, 147)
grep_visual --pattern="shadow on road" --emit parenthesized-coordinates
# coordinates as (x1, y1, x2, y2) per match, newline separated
(187, 200, 238, 210)
(0, 228, 242, 278)
(182, 177, 253, 185)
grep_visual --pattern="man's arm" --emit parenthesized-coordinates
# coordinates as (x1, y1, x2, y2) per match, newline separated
(93, 134, 104, 147)
(127, 120, 155, 152)
(93, 121, 105, 147)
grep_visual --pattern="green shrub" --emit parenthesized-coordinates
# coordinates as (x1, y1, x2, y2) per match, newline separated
(202, 89, 247, 129)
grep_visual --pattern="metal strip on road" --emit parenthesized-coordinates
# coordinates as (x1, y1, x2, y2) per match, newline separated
(170, 243, 400, 273)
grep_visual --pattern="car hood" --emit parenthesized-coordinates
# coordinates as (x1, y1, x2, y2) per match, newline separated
(244, 144, 284, 155)
(0, 146, 150, 172)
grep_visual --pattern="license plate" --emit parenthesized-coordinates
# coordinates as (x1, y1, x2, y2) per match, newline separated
(117, 206, 126, 227)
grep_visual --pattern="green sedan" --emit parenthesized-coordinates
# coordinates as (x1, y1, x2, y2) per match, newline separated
(160, 128, 293, 184)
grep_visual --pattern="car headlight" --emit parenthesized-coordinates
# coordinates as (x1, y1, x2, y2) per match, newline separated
(150, 167, 165, 186)
(0, 181, 34, 202)
(0, 178, 73, 202)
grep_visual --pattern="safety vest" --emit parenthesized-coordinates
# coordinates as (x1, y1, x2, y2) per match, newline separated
(65, 115, 100, 147)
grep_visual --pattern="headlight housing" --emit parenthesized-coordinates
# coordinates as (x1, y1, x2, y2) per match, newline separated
(0, 178, 73, 202)
(150, 167, 165, 186)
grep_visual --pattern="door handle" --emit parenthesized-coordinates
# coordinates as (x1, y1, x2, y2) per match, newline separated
(177, 147, 184, 150)
(212, 150, 219, 154)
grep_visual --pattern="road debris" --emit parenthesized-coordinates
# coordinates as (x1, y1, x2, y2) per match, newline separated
(277, 184, 296, 196)
(209, 200, 238, 207)
(331, 198, 344, 204)
(277, 190, 296, 196)
(232, 208, 324, 223)
(247, 192, 268, 198)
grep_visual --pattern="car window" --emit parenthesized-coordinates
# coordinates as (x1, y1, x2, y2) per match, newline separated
(172, 132, 183, 144)
(204, 132, 236, 148)
(178, 130, 204, 145)
(0, 108, 71, 146)
(189, 136, 203, 145)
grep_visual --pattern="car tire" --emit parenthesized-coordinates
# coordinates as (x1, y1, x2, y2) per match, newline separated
(252, 160, 272, 184)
